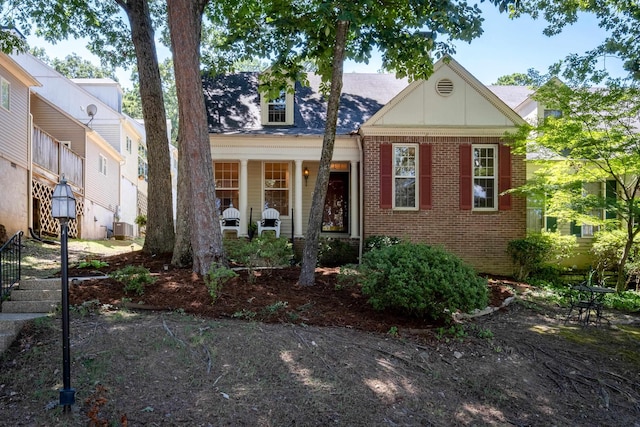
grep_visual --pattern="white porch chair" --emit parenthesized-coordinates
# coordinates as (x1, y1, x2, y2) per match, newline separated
(220, 207, 241, 237)
(257, 208, 281, 238)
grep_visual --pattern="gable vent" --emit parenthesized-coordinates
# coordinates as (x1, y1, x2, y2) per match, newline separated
(435, 78, 454, 96)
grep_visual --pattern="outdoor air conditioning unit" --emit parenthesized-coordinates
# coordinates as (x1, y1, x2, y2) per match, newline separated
(112, 222, 133, 240)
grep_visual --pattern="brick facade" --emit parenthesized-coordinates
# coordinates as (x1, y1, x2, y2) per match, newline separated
(363, 135, 526, 276)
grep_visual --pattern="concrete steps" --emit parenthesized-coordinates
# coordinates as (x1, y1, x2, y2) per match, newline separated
(0, 278, 60, 353)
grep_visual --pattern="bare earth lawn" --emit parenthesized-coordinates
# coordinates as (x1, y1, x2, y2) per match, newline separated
(1, 240, 639, 426)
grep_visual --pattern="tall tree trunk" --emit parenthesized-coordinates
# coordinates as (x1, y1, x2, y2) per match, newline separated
(167, 0, 225, 274)
(119, 0, 175, 254)
(298, 20, 350, 286)
(171, 129, 192, 266)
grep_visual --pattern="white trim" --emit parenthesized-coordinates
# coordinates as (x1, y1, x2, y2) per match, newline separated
(261, 161, 291, 217)
(472, 144, 498, 212)
(392, 143, 419, 210)
(359, 126, 517, 138)
(99, 154, 107, 176)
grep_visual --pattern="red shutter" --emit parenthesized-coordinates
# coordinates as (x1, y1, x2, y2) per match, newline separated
(419, 144, 432, 209)
(498, 144, 512, 211)
(459, 144, 472, 210)
(380, 144, 393, 209)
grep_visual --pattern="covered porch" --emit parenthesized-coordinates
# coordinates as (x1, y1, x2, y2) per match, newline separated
(210, 134, 361, 240)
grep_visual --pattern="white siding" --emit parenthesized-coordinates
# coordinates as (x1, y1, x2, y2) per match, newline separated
(0, 64, 30, 168)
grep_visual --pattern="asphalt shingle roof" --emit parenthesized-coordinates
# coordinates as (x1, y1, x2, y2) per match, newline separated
(203, 72, 409, 136)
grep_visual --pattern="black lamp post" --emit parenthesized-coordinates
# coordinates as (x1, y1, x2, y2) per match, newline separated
(52, 176, 76, 412)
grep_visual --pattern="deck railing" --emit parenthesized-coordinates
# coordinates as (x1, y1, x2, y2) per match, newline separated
(32, 126, 84, 187)
(0, 231, 23, 308)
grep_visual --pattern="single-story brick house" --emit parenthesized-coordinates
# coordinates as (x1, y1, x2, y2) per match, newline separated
(204, 57, 527, 275)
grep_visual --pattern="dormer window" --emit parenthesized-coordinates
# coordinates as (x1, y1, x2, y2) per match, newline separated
(260, 80, 295, 126)
(268, 90, 287, 123)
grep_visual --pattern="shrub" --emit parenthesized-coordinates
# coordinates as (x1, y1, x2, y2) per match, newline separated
(591, 229, 640, 289)
(134, 215, 147, 227)
(506, 232, 576, 281)
(318, 238, 358, 267)
(224, 234, 293, 269)
(359, 242, 488, 321)
(109, 265, 155, 296)
(363, 235, 402, 252)
(205, 264, 238, 303)
(77, 259, 109, 269)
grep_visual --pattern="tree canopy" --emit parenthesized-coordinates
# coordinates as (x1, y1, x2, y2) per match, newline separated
(513, 0, 640, 81)
(493, 69, 550, 87)
(509, 79, 640, 291)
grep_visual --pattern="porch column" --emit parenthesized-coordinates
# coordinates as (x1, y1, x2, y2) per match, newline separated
(239, 159, 248, 236)
(294, 159, 303, 237)
(350, 160, 359, 238)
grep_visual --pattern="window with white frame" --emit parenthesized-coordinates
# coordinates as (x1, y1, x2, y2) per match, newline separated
(1, 77, 9, 111)
(473, 145, 497, 210)
(267, 90, 286, 123)
(572, 181, 605, 237)
(393, 145, 417, 209)
(543, 109, 562, 119)
(99, 154, 107, 176)
(264, 162, 289, 214)
(138, 144, 148, 181)
(214, 162, 239, 212)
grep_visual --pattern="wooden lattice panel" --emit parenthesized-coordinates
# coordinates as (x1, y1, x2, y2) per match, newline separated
(32, 179, 84, 238)
(137, 190, 148, 217)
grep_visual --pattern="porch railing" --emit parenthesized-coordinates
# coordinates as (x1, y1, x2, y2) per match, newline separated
(32, 126, 84, 188)
(0, 231, 23, 308)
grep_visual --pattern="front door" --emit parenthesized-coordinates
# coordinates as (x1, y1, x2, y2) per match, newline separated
(322, 172, 348, 233)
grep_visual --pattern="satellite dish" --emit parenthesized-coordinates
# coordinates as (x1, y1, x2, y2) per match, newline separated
(86, 104, 97, 117)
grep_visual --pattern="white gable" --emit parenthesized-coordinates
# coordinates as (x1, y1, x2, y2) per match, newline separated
(364, 57, 524, 133)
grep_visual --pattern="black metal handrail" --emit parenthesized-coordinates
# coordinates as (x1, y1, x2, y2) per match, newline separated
(0, 231, 23, 308)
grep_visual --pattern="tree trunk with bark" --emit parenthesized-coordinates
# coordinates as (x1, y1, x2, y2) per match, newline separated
(167, 0, 225, 274)
(120, 0, 175, 254)
(171, 128, 193, 267)
(298, 20, 350, 286)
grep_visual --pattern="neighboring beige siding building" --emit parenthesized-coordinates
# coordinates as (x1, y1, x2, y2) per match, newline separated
(0, 53, 39, 237)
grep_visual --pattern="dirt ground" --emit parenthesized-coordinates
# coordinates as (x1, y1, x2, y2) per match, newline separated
(1, 240, 639, 426)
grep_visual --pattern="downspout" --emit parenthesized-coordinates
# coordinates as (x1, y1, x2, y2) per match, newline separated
(357, 129, 364, 263)
(27, 113, 33, 234)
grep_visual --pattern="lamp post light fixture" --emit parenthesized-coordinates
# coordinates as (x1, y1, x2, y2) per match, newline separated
(303, 167, 310, 186)
(51, 176, 76, 412)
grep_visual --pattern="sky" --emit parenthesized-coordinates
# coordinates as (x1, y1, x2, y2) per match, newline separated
(26, 4, 626, 89)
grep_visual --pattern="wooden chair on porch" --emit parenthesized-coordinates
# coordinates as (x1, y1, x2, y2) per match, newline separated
(257, 208, 281, 238)
(220, 207, 241, 237)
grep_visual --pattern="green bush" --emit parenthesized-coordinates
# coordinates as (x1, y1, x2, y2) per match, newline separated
(77, 260, 109, 269)
(205, 264, 238, 303)
(318, 238, 358, 267)
(109, 265, 156, 296)
(363, 235, 402, 252)
(224, 234, 293, 269)
(506, 232, 576, 281)
(359, 242, 488, 321)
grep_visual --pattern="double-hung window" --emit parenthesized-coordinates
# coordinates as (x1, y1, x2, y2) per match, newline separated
(473, 145, 497, 210)
(138, 145, 148, 181)
(1, 77, 9, 111)
(393, 145, 417, 209)
(264, 162, 289, 214)
(214, 162, 239, 211)
(99, 154, 107, 176)
(268, 90, 286, 123)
